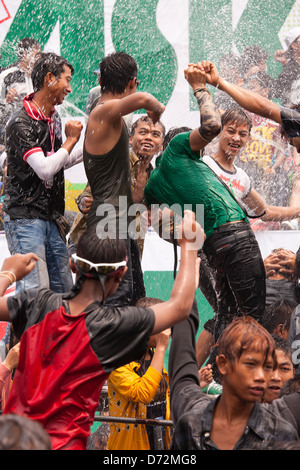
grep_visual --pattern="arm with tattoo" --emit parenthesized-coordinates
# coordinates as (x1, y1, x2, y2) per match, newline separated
(184, 63, 221, 149)
(193, 87, 221, 142)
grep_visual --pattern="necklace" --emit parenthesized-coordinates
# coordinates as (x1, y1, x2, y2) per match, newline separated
(31, 99, 46, 118)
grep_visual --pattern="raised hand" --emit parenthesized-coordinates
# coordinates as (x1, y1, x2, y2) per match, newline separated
(198, 60, 220, 88)
(184, 62, 207, 91)
(1, 253, 38, 282)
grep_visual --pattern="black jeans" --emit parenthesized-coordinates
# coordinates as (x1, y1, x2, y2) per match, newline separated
(104, 237, 146, 307)
(202, 221, 266, 341)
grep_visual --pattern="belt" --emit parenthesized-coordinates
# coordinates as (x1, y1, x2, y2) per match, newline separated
(212, 221, 248, 233)
(204, 228, 253, 252)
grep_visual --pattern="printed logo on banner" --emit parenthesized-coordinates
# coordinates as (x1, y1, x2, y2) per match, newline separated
(0, 0, 10, 24)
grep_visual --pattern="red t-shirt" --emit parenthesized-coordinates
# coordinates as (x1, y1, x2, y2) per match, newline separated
(5, 288, 155, 450)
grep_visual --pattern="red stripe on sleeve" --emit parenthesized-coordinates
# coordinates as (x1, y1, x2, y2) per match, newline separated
(23, 147, 43, 162)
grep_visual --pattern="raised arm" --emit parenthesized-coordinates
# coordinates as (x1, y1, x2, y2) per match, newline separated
(151, 210, 205, 334)
(0, 253, 38, 321)
(91, 92, 165, 124)
(243, 188, 300, 221)
(109, 329, 170, 404)
(185, 63, 221, 151)
(201, 60, 282, 125)
(26, 120, 83, 181)
(86, 92, 165, 155)
(168, 298, 209, 425)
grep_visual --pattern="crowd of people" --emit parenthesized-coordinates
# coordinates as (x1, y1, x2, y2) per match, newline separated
(0, 28, 300, 451)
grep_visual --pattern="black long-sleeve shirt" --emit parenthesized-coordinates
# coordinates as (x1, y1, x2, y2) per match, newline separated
(169, 299, 300, 450)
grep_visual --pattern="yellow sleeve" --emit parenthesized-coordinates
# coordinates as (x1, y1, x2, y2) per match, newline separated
(108, 363, 162, 405)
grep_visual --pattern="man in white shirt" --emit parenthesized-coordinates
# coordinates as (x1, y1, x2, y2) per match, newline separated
(203, 108, 300, 223)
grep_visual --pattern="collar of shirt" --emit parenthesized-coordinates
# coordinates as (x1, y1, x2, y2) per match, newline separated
(130, 149, 154, 174)
(23, 93, 55, 123)
(200, 396, 265, 447)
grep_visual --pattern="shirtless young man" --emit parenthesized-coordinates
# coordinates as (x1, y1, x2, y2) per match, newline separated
(83, 51, 165, 306)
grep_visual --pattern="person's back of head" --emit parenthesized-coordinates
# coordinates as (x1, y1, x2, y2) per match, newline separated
(163, 126, 192, 150)
(0, 414, 52, 450)
(99, 51, 138, 94)
(87, 425, 110, 450)
(76, 227, 127, 266)
(71, 228, 128, 292)
(17, 37, 40, 60)
(261, 300, 296, 337)
(31, 52, 74, 92)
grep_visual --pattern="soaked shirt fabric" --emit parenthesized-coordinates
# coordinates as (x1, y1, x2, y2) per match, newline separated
(83, 119, 134, 235)
(4, 95, 64, 219)
(4, 287, 155, 450)
(169, 301, 299, 450)
(203, 154, 252, 207)
(144, 131, 247, 239)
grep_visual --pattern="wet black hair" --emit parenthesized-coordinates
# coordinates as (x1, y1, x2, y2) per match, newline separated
(99, 51, 138, 94)
(130, 115, 166, 141)
(0, 414, 52, 450)
(76, 227, 127, 265)
(261, 300, 296, 334)
(163, 126, 192, 150)
(17, 37, 40, 59)
(221, 108, 252, 133)
(31, 52, 74, 92)
(272, 333, 293, 360)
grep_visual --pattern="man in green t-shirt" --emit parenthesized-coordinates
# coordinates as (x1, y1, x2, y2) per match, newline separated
(144, 63, 266, 342)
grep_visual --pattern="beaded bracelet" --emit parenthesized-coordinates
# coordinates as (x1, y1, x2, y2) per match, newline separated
(0, 271, 16, 285)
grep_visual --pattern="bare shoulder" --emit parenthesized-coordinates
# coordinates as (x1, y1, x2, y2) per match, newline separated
(89, 98, 120, 121)
(85, 101, 124, 154)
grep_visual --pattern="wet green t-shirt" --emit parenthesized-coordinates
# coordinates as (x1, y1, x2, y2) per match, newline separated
(144, 131, 248, 239)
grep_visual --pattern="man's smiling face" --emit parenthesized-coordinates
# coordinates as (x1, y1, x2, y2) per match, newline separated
(130, 119, 164, 160)
(219, 120, 250, 160)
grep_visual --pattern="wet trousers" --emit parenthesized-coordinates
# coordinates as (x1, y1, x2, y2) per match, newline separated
(202, 221, 266, 341)
(4, 215, 73, 294)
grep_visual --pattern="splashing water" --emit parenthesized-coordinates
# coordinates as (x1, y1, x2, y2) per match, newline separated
(59, 99, 88, 120)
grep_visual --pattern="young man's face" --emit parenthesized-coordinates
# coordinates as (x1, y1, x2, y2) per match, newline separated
(219, 120, 250, 159)
(222, 347, 274, 403)
(263, 349, 294, 403)
(130, 120, 163, 160)
(50, 65, 72, 105)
